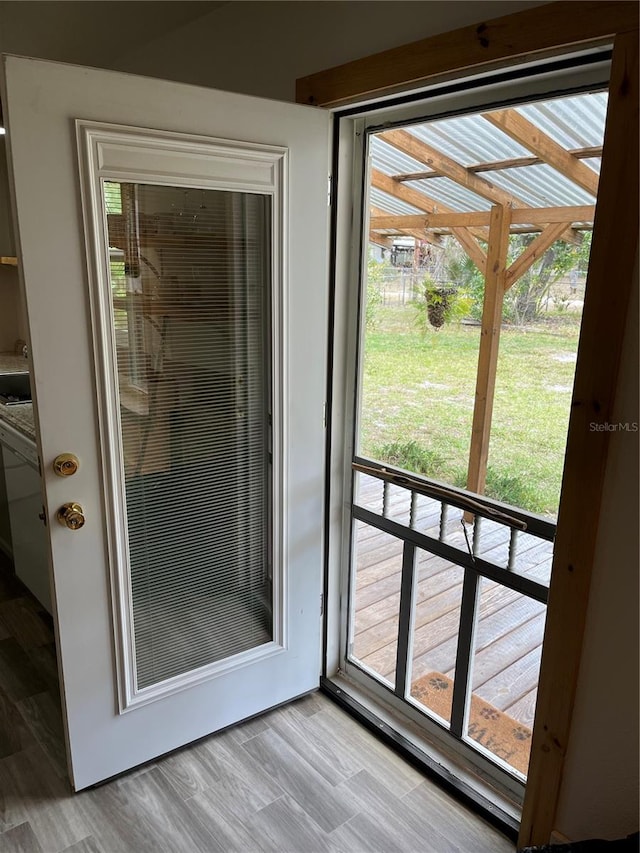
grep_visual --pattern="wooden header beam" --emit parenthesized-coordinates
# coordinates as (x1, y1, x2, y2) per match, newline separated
(296, 2, 637, 107)
(371, 212, 488, 229)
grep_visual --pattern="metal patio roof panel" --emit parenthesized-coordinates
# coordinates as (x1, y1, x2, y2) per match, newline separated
(369, 187, 422, 216)
(367, 90, 606, 220)
(400, 91, 608, 167)
(516, 91, 608, 150)
(406, 177, 493, 211)
(369, 135, 432, 176)
(487, 164, 597, 207)
(408, 115, 530, 166)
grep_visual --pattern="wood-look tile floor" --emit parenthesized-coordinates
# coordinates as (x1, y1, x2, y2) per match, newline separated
(0, 560, 515, 853)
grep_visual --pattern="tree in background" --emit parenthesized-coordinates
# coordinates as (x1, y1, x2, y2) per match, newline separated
(444, 232, 592, 325)
(502, 232, 592, 324)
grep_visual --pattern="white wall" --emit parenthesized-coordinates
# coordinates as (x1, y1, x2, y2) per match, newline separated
(0, 2, 222, 69)
(112, 0, 548, 101)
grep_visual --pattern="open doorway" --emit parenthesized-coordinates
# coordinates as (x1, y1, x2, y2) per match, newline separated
(339, 74, 607, 804)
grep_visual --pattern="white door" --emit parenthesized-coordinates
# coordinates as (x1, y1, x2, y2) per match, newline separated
(1, 55, 330, 790)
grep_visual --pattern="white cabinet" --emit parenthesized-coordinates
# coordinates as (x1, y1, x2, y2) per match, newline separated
(0, 422, 51, 612)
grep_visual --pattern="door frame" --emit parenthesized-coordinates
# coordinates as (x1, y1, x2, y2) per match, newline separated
(296, 2, 639, 846)
(327, 55, 612, 814)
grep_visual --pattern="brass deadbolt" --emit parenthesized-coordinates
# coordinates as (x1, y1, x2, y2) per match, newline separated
(57, 502, 85, 530)
(53, 453, 80, 477)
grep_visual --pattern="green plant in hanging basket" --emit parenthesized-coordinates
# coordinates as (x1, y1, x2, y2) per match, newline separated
(426, 286, 456, 329)
(418, 273, 454, 328)
(413, 275, 473, 332)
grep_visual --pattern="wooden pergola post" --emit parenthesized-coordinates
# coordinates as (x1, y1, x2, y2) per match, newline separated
(465, 204, 511, 502)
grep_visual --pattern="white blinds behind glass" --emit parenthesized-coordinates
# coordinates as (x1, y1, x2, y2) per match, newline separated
(105, 182, 272, 690)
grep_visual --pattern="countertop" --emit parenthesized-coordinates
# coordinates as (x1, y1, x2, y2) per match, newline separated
(0, 353, 36, 443)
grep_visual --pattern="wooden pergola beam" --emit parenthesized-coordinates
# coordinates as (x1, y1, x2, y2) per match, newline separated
(369, 232, 393, 249)
(380, 131, 585, 250)
(559, 228, 583, 247)
(393, 146, 603, 182)
(499, 206, 595, 225)
(466, 205, 511, 499)
(371, 167, 489, 241)
(371, 213, 485, 229)
(484, 109, 600, 197)
(371, 167, 439, 213)
(505, 223, 572, 290)
(380, 128, 528, 210)
(370, 205, 444, 248)
(370, 205, 595, 230)
(450, 228, 487, 275)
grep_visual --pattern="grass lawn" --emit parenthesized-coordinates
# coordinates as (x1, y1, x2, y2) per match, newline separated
(359, 305, 582, 518)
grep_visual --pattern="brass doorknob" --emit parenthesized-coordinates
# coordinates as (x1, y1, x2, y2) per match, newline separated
(57, 502, 85, 530)
(53, 453, 80, 477)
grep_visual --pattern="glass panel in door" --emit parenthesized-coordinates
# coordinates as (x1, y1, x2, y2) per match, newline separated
(104, 181, 272, 689)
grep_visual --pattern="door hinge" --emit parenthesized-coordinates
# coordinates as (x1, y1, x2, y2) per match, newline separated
(327, 174, 333, 207)
(323, 401, 327, 429)
(320, 592, 325, 616)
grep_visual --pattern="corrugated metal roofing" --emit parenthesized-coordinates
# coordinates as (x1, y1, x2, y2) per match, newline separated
(484, 164, 596, 207)
(409, 118, 531, 166)
(517, 92, 608, 149)
(369, 136, 432, 177)
(406, 178, 493, 212)
(369, 188, 421, 216)
(369, 90, 606, 227)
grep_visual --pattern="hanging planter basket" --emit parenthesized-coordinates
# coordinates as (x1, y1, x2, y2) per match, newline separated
(426, 287, 456, 329)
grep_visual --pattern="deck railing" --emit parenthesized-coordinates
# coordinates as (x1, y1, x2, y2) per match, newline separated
(347, 457, 556, 778)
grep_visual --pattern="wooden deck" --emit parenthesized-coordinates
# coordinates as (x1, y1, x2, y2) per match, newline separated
(351, 478, 554, 737)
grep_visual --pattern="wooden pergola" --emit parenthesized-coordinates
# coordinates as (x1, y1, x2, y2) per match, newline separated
(367, 100, 601, 502)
